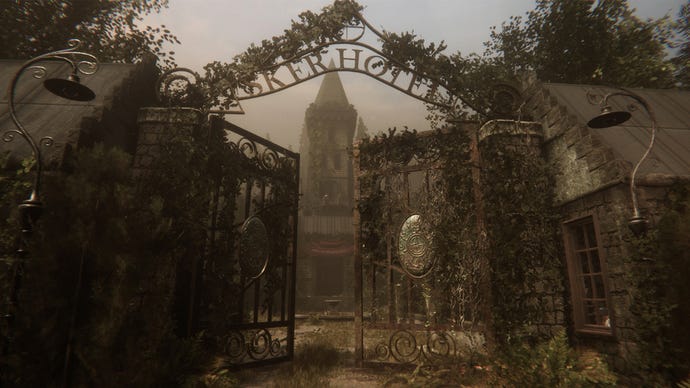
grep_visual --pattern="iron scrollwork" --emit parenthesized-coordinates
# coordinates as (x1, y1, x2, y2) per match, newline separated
(358, 129, 443, 172)
(585, 88, 638, 112)
(487, 83, 523, 119)
(223, 328, 286, 363)
(238, 216, 270, 280)
(2, 38, 97, 184)
(398, 214, 435, 279)
(373, 329, 457, 364)
(156, 67, 246, 114)
(228, 136, 295, 174)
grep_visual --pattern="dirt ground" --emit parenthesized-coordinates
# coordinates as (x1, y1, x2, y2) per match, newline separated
(238, 361, 393, 388)
(233, 318, 399, 387)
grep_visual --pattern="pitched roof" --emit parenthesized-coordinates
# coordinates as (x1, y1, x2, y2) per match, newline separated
(313, 60, 350, 106)
(0, 59, 157, 166)
(543, 83, 690, 177)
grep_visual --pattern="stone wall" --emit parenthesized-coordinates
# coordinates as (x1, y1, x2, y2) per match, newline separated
(133, 107, 202, 173)
(133, 106, 205, 336)
(520, 76, 628, 204)
(559, 181, 680, 371)
(478, 120, 568, 341)
(520, 76, 684, 372)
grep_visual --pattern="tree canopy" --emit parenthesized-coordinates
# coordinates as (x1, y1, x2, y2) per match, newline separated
(674, 2, 690, 88)
(0, 0, 178, 67)
(195, 0, 688, 121)
(484, 0, 678, 88)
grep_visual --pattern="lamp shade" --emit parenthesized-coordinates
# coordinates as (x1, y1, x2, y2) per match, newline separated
(628, 216, 649, 236)
(587, 106, 632, 128)
(44, 74, 95, 101)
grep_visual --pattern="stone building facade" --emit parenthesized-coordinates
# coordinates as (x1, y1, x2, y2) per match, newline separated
(516, 78, 690, 372)
(351, 79, 688, 371)
(296, 70, 365, 313)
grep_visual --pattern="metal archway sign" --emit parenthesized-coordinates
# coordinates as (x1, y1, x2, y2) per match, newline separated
(232, 10, 479, 113)
(157, 7, 497, 117)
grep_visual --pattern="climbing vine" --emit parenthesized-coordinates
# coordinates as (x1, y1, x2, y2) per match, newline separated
(358, 124, 563, 344)
(200, 0, 363, 111)
(0, 117, 246, 386)
(625, 182, 690, 384)
(479, 132, 562, 344)
(358, 126, 484, 329)
(177, 0, 511, 120)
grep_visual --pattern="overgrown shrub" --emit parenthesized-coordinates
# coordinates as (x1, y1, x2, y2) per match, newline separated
(384, 354, 490, 387)
(273, 338, 341, 388)
(492, 331, 617, 387)
(626, 182, 690, 384)
(1, 136, 216, 385)
(479, 132, 563, 343)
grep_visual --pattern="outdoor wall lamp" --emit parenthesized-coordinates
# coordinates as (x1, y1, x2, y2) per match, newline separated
(3, 39, 98, 227)
(587, 89, 657, 236)
(1, 39, 98, 358)
(44, 72, 96, 102)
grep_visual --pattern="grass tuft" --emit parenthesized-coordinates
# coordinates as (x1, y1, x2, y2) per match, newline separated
(273, 338, 342, 388)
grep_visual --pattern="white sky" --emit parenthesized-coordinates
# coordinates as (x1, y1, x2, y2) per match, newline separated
(142, 0, 684, 149)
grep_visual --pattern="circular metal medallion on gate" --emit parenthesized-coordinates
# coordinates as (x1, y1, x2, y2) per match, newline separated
(397, 214, 434, 278)
(239, 216, 269, 279)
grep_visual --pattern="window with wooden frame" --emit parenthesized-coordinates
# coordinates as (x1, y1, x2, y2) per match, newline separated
(563, 215, 613, 335)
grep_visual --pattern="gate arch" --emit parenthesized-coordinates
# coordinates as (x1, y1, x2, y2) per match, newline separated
(157, 1, 523, 119)
(156, 0, 523, 369)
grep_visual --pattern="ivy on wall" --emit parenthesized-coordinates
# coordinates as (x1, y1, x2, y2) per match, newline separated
(626, 182, 690, 384)
(0, 117, 241, 385)
(478, 133, 563, 344)
(357, 126, 562, 340)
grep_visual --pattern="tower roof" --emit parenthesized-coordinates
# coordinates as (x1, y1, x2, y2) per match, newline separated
(314, 60, 349, 106)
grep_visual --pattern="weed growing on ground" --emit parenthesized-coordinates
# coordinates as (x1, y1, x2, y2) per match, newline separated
(491, 331, 617, 387)
(385, 331, 619, 387)
(274, 337, 342, 388)
(383, 355, 490, 387)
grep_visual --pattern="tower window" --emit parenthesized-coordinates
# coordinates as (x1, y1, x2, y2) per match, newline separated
(333, 154, 342, 171)
(315, 256, 344, 296)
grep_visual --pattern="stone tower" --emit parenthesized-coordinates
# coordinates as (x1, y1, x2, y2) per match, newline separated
(297, 69, 359, 313)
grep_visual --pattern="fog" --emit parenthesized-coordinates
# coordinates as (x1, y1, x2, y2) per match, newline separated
(142, 0, 682, 149)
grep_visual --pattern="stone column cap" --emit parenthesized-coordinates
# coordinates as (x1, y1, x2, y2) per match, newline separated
(137, 107, 203, 125)
(478, 119, 543, 143)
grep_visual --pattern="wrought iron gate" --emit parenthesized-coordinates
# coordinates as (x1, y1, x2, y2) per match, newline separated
(199, 116, 299, 367)
(353, 128, 485, 366)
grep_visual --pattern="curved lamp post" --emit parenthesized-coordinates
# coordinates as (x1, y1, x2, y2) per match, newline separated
(587, 89, 657, 236)
(1, 39, 98, 359)
(3, 39, 98, 218)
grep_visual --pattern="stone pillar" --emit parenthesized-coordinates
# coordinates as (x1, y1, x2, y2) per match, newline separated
(132, 107, 204, 337)
(477, 119, 567, 339)
(132, 107, 203, 174)
(477, 119, 544, 152)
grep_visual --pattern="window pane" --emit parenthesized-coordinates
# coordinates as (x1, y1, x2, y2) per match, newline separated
(585, 222, 597, 248)
(593, 275, 605, 298)
(565, 217, 612, 332)
(591, 249, 601, 273)
(574, 225, 586, 249)
(595, 301, 610, 327)
(579, 252, 590, 273)
(315, 256, 344, 296)
(599, 302, 611, 327)
(584, 301, 596, 324)
(582, 276, 593, 298)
